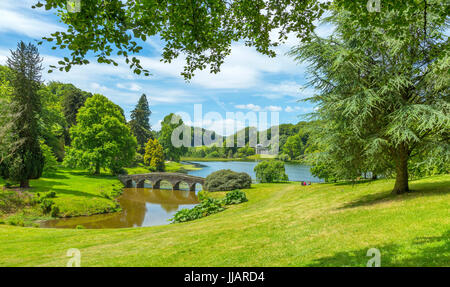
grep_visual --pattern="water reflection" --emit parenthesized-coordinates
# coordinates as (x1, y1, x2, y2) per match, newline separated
(40, 188, 199, 229)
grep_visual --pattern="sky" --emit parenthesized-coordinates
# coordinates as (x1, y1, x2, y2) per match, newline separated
(0, 1, 334, 135)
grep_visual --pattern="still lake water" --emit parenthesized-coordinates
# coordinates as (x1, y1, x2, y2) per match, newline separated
(41, 161, 319, 229)
(187, 161, 321, 183)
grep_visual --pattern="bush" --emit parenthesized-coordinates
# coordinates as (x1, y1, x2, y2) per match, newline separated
(254, 160, 289, 183)
(224, 190, 248, 205)
(278, 154, 290, 162)
(40, 198, 54, 214)
(44, 191, 56, 199)
(170, 197, 225, 223)
(40, 140, 59, 173)
(205, 169, 252, 191)
(50, 205, 60, 217)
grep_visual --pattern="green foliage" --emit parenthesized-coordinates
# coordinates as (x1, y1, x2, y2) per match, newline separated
(36, 0, 328, 78)
(37, 84, 67, 160)
(283, 134, 304, 160)
(171, 189, 248, 223)
(144, 138, 165, 172)
(278, 154, 290, 162)
(129, 94, 153, 154)
(158, 113, 188, 162)
(205, 169, 252, 192)
(291, 4, 450, 193)
(170, 197, 225, 223)
(40, 198, 54, 214)
(223, 190, 248, 205)
(254, 161, 288, 183)
(40, 140, 58, 174)
(0, 42, 44, 188)
(47, 82, 91, 129)
(64, 94, 137, 175)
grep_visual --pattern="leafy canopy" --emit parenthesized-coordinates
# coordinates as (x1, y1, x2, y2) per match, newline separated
(64, 94, 137, 174)
(144, 138, 165, 172)
(292, 1, 449, 193)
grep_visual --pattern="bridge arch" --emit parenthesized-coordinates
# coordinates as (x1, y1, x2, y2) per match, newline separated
(118, 173, 205, 191)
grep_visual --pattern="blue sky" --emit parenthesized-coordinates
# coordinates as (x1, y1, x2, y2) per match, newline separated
(0, 1, 334, 135)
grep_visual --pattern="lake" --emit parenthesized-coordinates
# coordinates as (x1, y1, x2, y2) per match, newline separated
(186, 161, 321, 183)
(40, 188, 199, 229)
(41, 161, 319, 229)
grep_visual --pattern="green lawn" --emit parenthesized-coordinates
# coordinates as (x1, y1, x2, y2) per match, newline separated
(125, 162, 200, 175)
(0, 174, 448, 266)
(0, 168, 121, 221)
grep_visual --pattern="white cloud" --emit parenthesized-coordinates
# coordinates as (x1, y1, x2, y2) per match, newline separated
(235, 104, 283, 112)
(266, 105, 282, 112)
(235, 104, 262, 112)
(0, 2, 64, 38)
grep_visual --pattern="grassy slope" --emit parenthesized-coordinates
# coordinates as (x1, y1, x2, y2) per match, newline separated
(0, 169, 120, 218)
(125, 162, 200, 175)
(0, 174, 448, 266)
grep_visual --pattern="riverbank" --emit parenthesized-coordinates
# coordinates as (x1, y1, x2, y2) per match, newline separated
(0, 174, 448, 266)
(181, 156, 306, 164)
(125, 161, 201, 175)
(0, 161, 202, 226)
(0, 168, 122, 226)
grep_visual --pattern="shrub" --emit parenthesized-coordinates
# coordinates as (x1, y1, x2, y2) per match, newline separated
(40, 140, 59, 173)
(224, 190, 248, 205)
(254, 160, 289, 183)
(144, 138, 165, 171)
(278, 154, 290, 162)
(76, 225, 85, 229)
(170, 197, 225, 223)
(40, 198, 54, 214)
(50, 205, 60, 217)
(205, 169, 252, 191)
(44, 191, 56, 199)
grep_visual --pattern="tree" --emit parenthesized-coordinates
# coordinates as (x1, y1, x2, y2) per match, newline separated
(254, 161, 288, 183)
(38, 84, 67, 160)
(64, 94, 137, 174)
(144, 138, 165, 172)
(291, 3, 449, 194)
(46, 82, 92, 146)
(35, 0, 333, 78)
(0, 42, 44, 188)
(158, 113, 188, 162)
(283, 134, 304, 160)
(129, 94, 153, 154)
(40, 140, 59, 174)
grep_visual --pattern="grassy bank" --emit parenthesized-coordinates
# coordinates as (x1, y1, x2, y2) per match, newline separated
(0, 174, 448, 266)
(125, 161, 200, 175)
(0, 169, 122, 225)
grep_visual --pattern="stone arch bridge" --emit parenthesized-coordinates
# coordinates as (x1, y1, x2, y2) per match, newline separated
(118, 172, 205, 191)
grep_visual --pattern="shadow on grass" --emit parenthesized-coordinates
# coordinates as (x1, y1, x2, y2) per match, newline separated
(306, 230, 450, 267)
(333, 179, 377, 186)
(338, 179, 450, 210)
(66, 170, 116, 180)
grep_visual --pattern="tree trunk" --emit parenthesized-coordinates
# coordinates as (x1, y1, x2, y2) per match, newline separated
(392, 145, 409, 194)
(20, 179, 29, 189)
(95, 162, 100, 175)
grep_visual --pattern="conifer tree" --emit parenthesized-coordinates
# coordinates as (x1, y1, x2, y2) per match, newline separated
(0, 42, 44, 188)
(292, 4, 449, 194)
(129, 94, 153, 154)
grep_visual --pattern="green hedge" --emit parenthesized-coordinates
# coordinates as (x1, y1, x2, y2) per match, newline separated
(204, 169, 252, 191)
